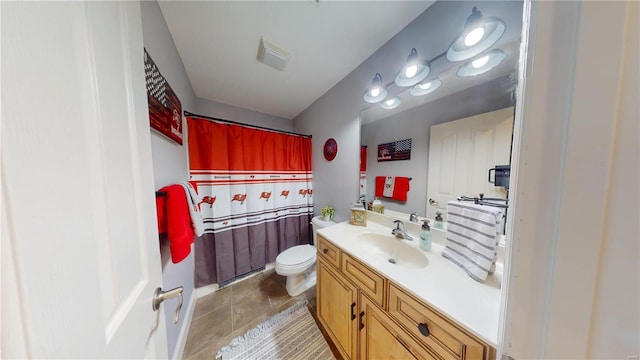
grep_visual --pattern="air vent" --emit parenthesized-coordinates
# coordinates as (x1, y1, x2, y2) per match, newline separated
(257, 37, 290, 71)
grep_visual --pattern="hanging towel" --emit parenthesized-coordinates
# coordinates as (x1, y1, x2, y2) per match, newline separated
(442, 201, 503, 282)
(375, 176, 410, 201)
(178, 181, 204, 237)
(156, 184, 195, 263)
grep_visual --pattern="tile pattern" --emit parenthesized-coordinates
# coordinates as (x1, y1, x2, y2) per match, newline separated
(183, 269, 342, 359)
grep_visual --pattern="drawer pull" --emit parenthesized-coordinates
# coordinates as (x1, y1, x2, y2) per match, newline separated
(417, 322, 430, 337)
(322, 248, 328, 254)
(350, 302, 356, 320)
(359, 311, 365, 330)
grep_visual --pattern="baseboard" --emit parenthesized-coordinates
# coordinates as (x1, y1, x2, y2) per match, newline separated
(172, 290, 197, 360)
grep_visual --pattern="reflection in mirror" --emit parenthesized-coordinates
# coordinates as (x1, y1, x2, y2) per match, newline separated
(359, 0, 523, 229)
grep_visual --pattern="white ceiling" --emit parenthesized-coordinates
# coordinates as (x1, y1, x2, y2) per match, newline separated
(158, 1, 434, 120)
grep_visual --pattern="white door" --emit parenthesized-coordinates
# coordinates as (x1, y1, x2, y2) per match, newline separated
(426, 107, 514, 220)
(1, 2, 168, 358)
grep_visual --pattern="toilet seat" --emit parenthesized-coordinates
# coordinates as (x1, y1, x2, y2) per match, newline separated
(275, 245, 316, 276)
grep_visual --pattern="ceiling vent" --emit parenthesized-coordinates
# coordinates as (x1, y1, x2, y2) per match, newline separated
(257, 37, 290, 71)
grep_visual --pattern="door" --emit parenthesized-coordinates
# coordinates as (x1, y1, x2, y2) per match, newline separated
(426, 107, 514, 220)
(358, 295, 437, 360)
(1, 2, 168, 358)
(317, 260, 359, 360)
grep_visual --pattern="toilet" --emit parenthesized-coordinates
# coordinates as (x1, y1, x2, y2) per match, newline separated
(275, 215, 335, 296)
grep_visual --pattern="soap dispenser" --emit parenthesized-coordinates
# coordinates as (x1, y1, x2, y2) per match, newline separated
(419, 220, 431, 251)
(434, 212, 444, 230)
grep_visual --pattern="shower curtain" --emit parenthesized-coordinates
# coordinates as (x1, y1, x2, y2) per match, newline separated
(187, 116, 313, 287)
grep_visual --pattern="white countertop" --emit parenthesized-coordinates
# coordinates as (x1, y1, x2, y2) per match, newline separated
(317, 218, 502, 348)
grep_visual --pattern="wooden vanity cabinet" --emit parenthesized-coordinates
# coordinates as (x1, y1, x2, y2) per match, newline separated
(316, 235, 495, 360)
(317, 258, 358, 360)
(359, 294, 439, 360)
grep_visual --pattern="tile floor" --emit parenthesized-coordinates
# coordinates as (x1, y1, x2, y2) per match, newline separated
(183, 269, 341, 359)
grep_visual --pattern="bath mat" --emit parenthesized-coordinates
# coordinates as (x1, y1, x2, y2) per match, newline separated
(215, 300, 335, 360)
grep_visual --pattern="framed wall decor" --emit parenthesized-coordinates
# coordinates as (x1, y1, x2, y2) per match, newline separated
(377, 138, 411, 162)
(323, 138, 338, 161)
(144, 48, 183, 145)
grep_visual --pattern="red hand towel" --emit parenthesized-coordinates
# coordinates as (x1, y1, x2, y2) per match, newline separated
(157, 184, 194, 263)
(375, 176, 386, 198)
(375, 176, 410, 201)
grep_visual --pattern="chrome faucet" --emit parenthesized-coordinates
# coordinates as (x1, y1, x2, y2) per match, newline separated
(409, 212, 418, 222)
(392, 220, 413, 241)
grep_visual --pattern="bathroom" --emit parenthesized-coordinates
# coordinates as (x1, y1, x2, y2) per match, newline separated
(2, 1, 637, 359)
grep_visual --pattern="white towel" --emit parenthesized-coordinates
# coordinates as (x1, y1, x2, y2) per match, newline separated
(382, 176, 394, 197)
(442, 201, 503, 282)
(178, 182, 204, 237)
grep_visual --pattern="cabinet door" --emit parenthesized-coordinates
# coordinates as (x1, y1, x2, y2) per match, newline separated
(317, 259, 358, 360)
(359, 295, 439, 360)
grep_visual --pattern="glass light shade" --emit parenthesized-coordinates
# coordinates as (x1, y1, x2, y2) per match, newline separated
(410, 78, 442, 96)
(446, 7, 506, 62)
(379, 96, 402, 110)
(395, 48, 430, 87)
(363, 73, 388, 103)
(456, 49, 506, 77)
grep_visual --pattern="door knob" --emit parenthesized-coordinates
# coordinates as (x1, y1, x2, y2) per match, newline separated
(428, 198, 439, 206)
(152, 286, 184, 324)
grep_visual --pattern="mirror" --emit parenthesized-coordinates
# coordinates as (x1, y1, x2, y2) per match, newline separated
(359, 0, 523, 226)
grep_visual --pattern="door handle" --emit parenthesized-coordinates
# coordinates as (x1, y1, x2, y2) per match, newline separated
(359, 311, 365, 330)
(428, 198, 439, 206)
(350, 302, 356, 320)
(152, 286, 183, 324)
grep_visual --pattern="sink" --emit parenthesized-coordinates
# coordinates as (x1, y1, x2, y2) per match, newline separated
(356, 232, 428, 269)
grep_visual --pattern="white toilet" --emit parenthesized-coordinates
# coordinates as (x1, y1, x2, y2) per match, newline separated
(275, 216, 335, 296)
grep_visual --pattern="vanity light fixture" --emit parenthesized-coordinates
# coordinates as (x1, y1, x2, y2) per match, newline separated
(379, 96, 402, 110)
(363, 73, 388, 103)
(446, 7, 505, 62)
(456, 49, 506, 77)
(410, 78, 442, 96)
(394, 48, 430, 87)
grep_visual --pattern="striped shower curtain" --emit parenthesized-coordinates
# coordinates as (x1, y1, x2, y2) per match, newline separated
(187, 116, 313, 287)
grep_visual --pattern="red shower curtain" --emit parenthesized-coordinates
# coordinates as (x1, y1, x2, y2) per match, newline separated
(187, 116, 313, 287)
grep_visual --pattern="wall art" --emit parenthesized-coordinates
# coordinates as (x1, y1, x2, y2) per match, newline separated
(144, 48, 183, 145)
(377, 138, 411, 162)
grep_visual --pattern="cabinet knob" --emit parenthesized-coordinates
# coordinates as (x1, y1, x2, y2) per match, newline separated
(417, 322, 430, 337)
(322, 248, 328, 254)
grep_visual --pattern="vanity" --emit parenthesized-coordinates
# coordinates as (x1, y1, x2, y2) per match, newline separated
(315, 213, 501, 360)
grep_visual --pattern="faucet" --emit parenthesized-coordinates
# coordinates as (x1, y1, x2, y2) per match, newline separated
(392, 220, 413, 241)
(409, 212, 418, 222)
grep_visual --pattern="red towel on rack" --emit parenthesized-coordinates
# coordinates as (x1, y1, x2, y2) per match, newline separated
(375, 176, 410, 201)
(156, 184, 194, 263)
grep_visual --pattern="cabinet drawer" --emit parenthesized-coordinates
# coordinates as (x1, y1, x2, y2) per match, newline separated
(342, 253, 385, 307)
(317, 235, 340, 269)
(388, 283, 493, 360)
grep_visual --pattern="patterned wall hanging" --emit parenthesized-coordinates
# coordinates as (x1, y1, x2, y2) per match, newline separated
(377, 138, 412, 162)
(144, 48, 183, 145)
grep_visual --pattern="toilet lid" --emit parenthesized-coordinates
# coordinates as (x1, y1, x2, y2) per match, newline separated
(276, 245, 316, 267)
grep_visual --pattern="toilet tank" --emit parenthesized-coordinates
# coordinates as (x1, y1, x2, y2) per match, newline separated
(311, 216, 335, 246)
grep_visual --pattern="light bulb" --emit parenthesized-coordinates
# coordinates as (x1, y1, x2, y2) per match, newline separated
(418, 82, 432, 90)
(370, 87, 380, 97)
(385, 99, 394, 106)
(464, 26, 485, 47)
(404, 64, 418, 78)
(472, 55, 489, 68)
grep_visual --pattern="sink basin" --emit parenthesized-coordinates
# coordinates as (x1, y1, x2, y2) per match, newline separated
(356, 232, 428, 269)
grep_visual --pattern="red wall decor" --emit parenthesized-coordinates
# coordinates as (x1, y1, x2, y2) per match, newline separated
(323, 138, 338, 161)
(144, 48, 183, 145)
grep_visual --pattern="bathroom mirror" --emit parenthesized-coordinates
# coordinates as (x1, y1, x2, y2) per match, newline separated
(359, 0, 523, 225)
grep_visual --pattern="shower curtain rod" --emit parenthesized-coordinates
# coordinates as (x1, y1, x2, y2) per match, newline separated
(184, 110, 312, 138)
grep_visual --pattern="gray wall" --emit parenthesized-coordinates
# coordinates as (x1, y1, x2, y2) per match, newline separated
(140, 2, 196, 358)
(195, 97, 292, 132)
